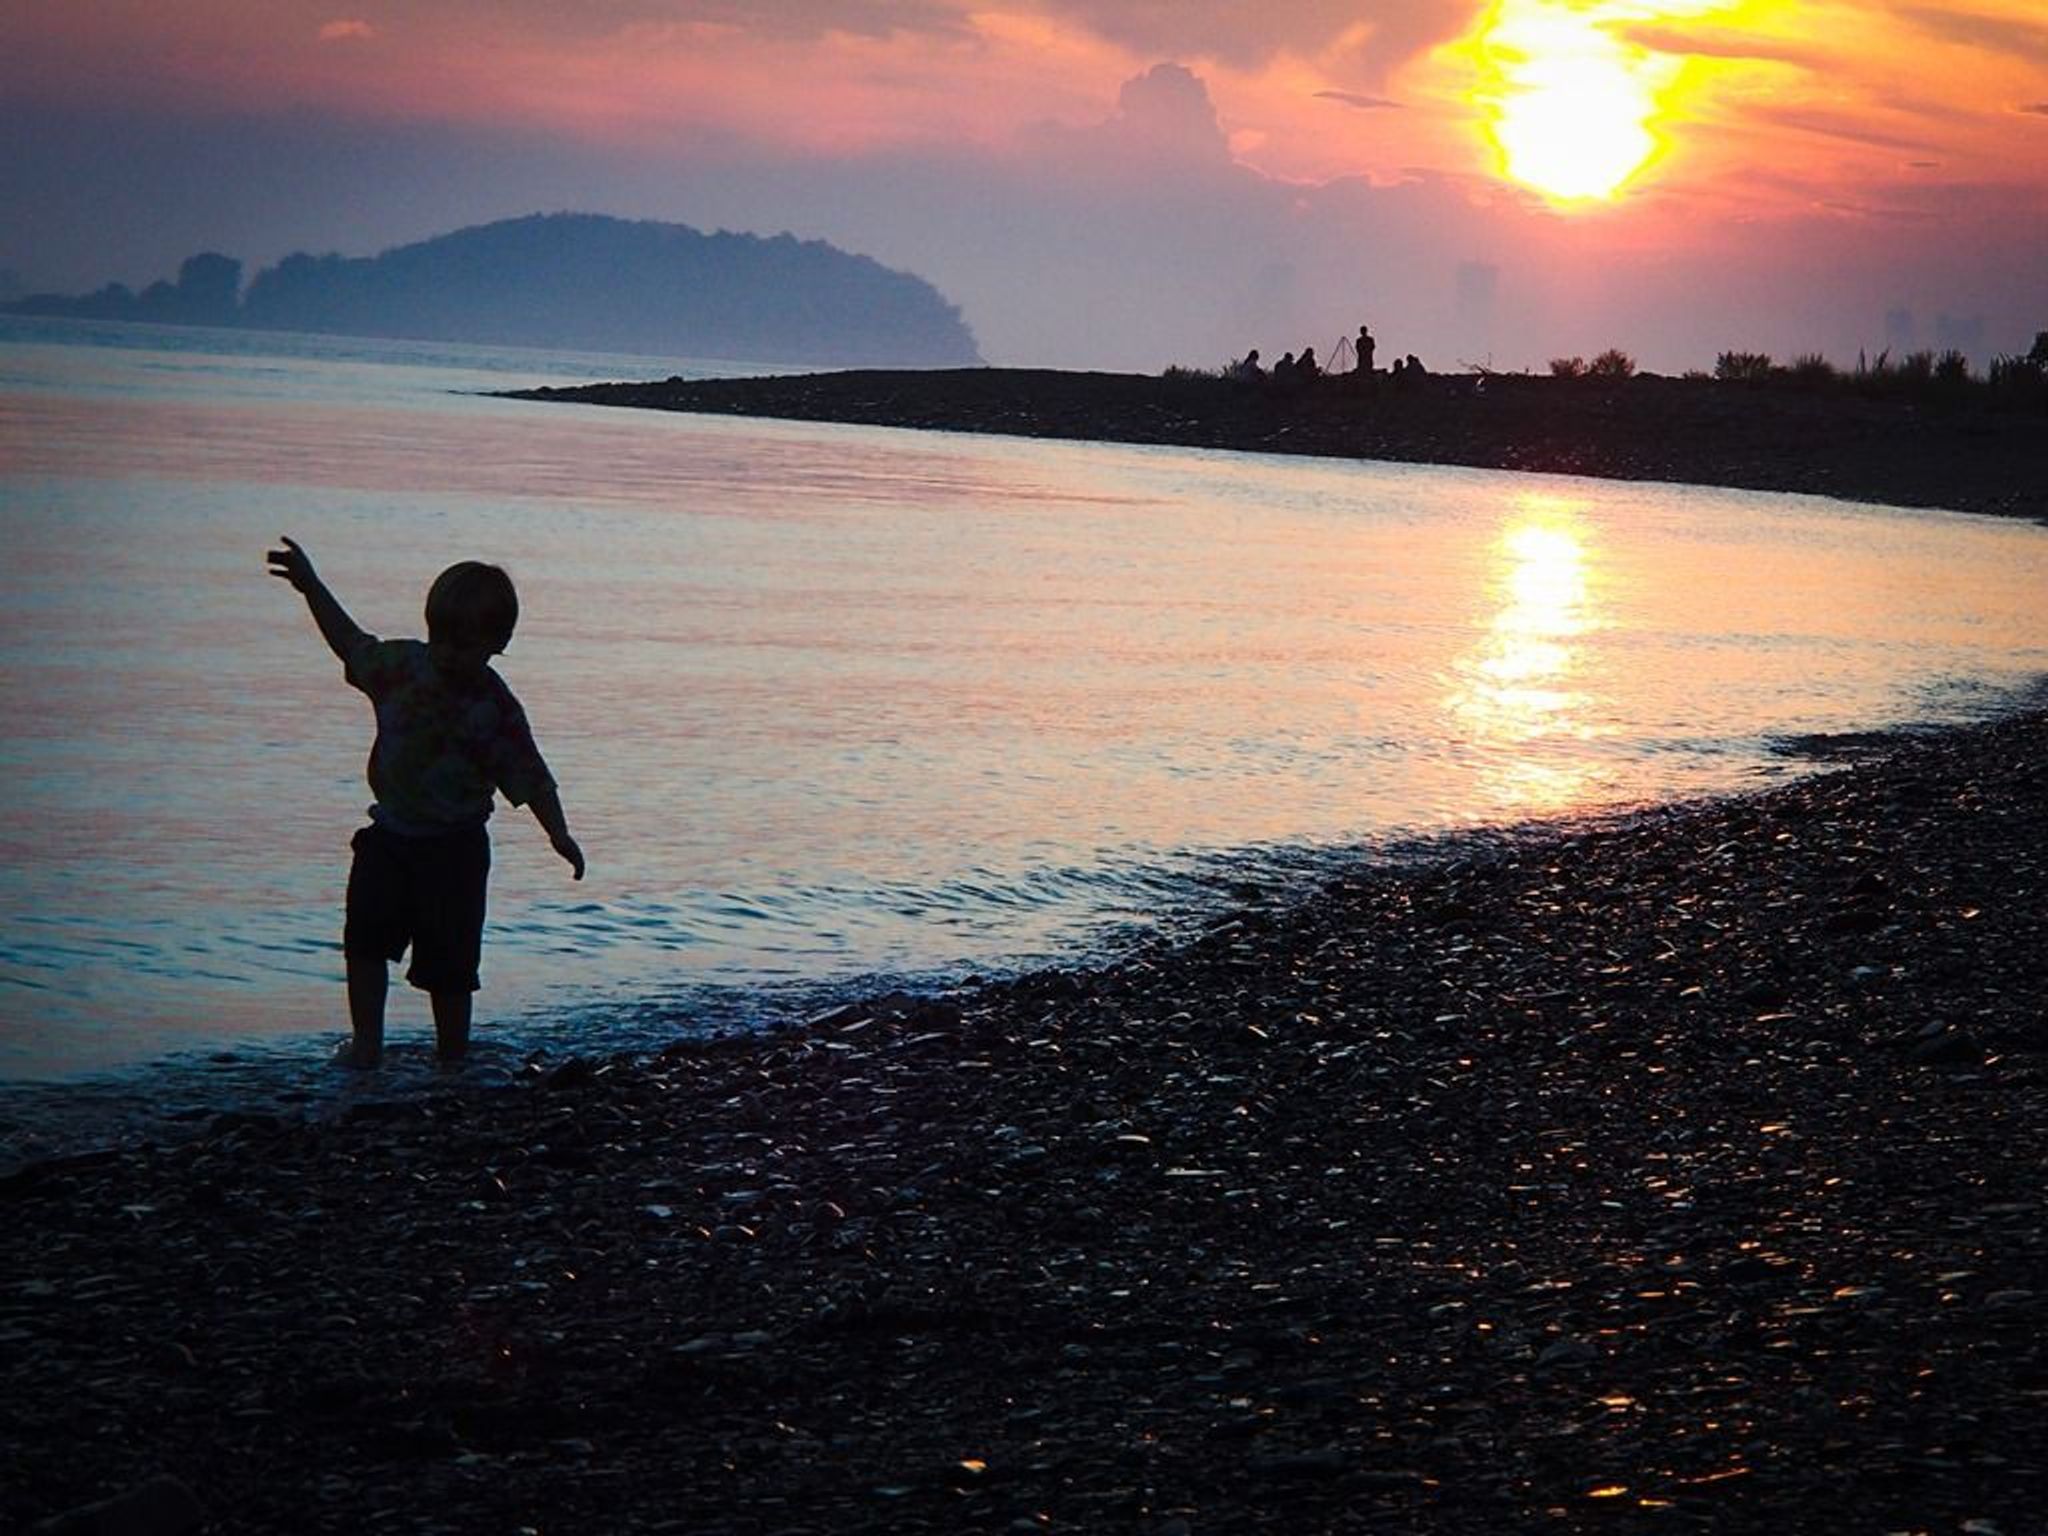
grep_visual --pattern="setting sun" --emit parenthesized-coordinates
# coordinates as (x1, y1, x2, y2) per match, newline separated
(1472, 0, 1671, 202)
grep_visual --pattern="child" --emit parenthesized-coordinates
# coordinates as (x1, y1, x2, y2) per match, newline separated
(267, 537, 584, 1067)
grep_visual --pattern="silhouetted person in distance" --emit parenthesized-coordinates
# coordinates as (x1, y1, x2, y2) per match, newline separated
(1231, 347, 1264, 381)
(1297, 345, 1321, 381)
(267, 538, 585, 1068)
(1272, 350, 1298, 387)
(1355, 324, 1376, 385)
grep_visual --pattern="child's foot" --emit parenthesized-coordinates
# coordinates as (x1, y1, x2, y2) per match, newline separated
(331, 1038, 382, 1070)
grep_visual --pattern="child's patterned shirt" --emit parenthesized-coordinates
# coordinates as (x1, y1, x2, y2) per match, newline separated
(345, 637, 555, 835)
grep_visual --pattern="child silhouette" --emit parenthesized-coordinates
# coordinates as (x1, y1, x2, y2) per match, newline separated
(268, 537, 584, 1067)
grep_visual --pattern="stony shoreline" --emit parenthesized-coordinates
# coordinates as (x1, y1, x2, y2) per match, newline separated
(7, 708, 2046, 1533)
(507, 367, 2048, 524)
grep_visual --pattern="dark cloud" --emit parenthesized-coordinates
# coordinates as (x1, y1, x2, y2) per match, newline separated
(1317, 90, 1404, 109)
(1896, 5, 2048, 61)
(1616, 22, 1828, 71)
(1347, 0, 1481, 80)
(1742, 104, 1938, 156)
(2020, 102, 2048, 116)
(1021, 61, 1233, 172)
(1814, 197, 1939, 222)
(1864, 90, 1979, 126)
(1029, 0, 1482, 77)
(440, 0, 970, 41)
(653, 0, 973, 39)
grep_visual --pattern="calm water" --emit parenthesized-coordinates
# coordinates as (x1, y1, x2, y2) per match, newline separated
(4, 316, 2047, 1102)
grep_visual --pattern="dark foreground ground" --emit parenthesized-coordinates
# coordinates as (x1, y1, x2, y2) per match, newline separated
(6, 712, 2046, 1534)
(509, 368, 2048, 524)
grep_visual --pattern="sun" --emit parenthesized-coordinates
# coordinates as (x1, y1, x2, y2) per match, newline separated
(1472, 0, 1670, 202)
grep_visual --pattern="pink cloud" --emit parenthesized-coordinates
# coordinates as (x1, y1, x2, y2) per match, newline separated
(318, 19, 374, 42)
(1112, 61, 1230, 158)
(1028, 0, 1483, 77)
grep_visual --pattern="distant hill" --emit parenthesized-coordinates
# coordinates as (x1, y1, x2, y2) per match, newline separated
(3, 214, 982, 367)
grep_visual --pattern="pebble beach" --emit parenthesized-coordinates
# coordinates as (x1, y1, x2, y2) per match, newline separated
(7, 373, 2048, 1534)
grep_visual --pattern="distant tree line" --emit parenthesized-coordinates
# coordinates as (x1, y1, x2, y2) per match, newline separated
(1541, 335, 2048, 410)
(8, 252, 243, 328)
(2, 214, 982, 368)
(1706, 338, 2048, 407)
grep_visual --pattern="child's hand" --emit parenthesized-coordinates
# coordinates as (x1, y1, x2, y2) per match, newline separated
(553, 833, 586, 881)
(266, 536, 319, 593)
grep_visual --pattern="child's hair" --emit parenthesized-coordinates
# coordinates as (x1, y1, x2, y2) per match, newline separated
(425, 561, 519, 649)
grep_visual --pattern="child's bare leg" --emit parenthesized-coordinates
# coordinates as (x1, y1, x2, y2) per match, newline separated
(430, 990, 473, 1062)
(343, 953, 387, 1067)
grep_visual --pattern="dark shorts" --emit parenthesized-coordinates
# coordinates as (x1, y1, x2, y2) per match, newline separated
(343, 822, 491, 994)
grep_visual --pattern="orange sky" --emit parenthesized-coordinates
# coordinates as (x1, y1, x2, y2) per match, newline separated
(4, 2, 2044, 369)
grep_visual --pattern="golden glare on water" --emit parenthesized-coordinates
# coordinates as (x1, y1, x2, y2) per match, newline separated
(1447, 503, 1605, 813)
(1471, 0, 1672, 202)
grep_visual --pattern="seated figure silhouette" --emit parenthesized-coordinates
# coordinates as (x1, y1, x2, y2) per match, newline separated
(1391, 354, 1428, 392)
(267, 538, 586, 1068)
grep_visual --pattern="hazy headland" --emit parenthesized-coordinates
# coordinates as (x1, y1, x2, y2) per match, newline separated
(2, 213, 981, 368)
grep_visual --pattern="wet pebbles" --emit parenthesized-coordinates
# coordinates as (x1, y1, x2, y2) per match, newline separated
(6, 711, 2047, 1533)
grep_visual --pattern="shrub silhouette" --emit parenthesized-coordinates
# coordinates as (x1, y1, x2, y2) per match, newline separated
(1715, 351, 1774, 383)
(1790, 353, 1838, 386)
(1547, 350, 1632, 379)
(1988, 336, 2048, 409)
(1701, 337, 2048, 410)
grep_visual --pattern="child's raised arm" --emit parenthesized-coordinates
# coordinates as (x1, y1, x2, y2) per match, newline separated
(267, 536, 369, 665)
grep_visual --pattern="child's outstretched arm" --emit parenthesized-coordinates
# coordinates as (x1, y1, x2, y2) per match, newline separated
(266, 536, 368, 665)
(528, 787, 586, 880)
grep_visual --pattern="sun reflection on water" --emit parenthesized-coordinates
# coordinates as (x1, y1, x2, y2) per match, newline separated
(1447, 500, 1606, 814)
(9, 321, 2048, 1084)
